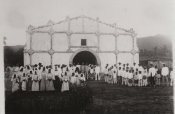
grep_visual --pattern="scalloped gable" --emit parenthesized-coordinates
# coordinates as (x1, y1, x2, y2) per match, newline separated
(30, 15, 132, 34)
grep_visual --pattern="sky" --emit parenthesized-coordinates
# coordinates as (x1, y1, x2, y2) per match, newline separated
(0, 0, 174, 46)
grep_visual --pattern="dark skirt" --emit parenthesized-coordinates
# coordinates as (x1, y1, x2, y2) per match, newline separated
(27, 78, 32, 91)
(53, 76, 62, 91)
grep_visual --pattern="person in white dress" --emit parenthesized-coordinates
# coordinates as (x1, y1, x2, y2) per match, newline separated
(32, 71, 39, 91)
(21, 73, 28, 91)
(11, 73, 19, 92)
(40, 67, 47, 91)
(46, 69, 55, 91)
(61, 72, 70, 92)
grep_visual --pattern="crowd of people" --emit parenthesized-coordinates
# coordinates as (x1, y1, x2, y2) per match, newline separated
(9, 63, 88, 93)
(7, 62, 173, 93)
(103, 63, 173, 87)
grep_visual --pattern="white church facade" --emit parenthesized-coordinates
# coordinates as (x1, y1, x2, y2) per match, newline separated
(24, 15, 139, 69)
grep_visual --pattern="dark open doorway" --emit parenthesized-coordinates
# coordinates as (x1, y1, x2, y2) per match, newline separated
(73, 51, 97, 65)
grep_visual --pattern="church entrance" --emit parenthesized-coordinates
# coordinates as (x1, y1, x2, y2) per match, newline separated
(72, 51, 97, 65)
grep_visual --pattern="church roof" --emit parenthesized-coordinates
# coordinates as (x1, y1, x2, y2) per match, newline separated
(27, 15, 136, 35)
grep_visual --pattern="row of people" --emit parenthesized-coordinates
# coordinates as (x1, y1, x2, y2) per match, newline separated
(103, 63, 173, 87)
(11, 64, 86, 93)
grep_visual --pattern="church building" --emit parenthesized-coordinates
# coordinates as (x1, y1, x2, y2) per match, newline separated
(24, 15, 139, 69)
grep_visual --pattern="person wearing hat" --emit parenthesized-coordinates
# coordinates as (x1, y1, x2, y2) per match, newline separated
(161, 64, 169, 86)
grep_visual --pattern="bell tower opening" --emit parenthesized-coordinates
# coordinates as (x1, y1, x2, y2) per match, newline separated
(73, 51, 97, 65)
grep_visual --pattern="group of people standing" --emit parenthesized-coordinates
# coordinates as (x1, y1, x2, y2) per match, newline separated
(9, 62, 173, 92)
(10, 63, 86, 93)
(103, 62, 173, 87)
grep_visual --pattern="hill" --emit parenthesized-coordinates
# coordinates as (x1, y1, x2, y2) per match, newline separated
(137, 35, 172, 51)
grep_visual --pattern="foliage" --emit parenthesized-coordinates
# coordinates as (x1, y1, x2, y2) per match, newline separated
(4, 46, 24, 67)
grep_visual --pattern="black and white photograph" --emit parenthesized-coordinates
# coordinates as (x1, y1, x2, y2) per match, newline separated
(0, 0, 174, 114)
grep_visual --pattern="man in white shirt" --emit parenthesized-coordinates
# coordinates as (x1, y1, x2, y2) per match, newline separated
(148, 64, 156, 87)
(95, 65, 100, 80)
(170, 68, 173, 86)
(161, 64, 169, 86)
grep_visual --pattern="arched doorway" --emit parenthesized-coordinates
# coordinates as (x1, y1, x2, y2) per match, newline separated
(73, 51, 97, 65)
(69, 49, 101, 65)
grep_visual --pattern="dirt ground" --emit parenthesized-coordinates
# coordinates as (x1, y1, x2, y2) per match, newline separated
(5, 72, 173, 114)
(86, 81, 173, 114)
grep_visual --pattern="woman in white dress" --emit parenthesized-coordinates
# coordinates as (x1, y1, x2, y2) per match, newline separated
(61, 72, 70, 92)
(40, 67, 47, 91)
(70, 73, 76, 85)
(46, 69, 55, 91)
(21, 73, 27, 91)
(32, 71, 39, 91)
(11, 73, 19, 92)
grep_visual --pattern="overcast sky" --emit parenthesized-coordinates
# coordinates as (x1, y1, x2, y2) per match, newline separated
(0, 0, 174, 46)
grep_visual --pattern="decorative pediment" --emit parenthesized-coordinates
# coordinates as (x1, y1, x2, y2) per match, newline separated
(29, 15, 134, 35)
